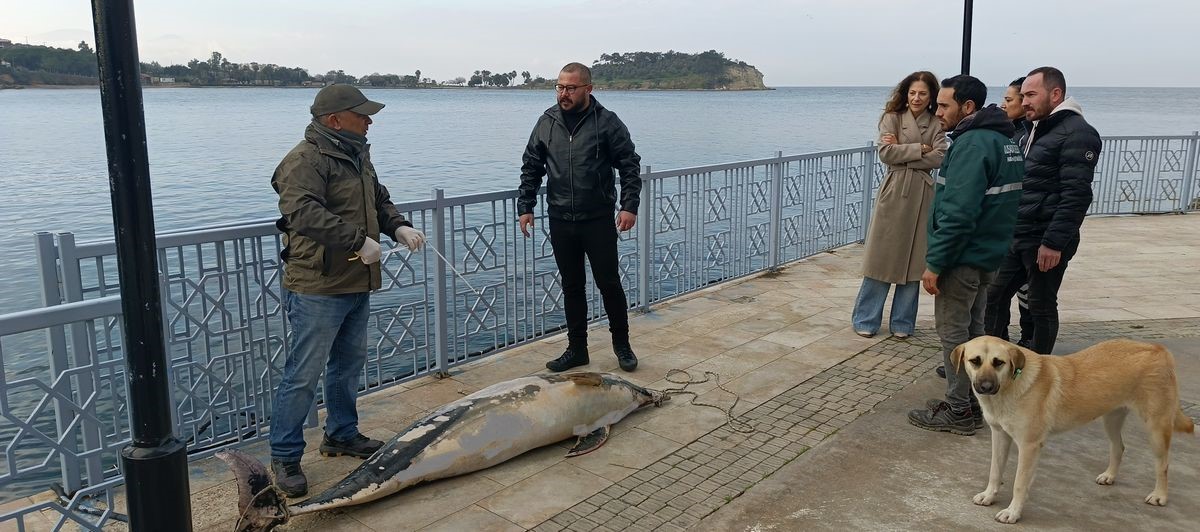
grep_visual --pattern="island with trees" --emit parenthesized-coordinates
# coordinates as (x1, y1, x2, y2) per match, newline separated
(0, 42, 766, 91)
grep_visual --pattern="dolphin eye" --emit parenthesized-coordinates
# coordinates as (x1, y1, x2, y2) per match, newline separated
(968, 356, 982, 367)
(992, 358, 1006, 369)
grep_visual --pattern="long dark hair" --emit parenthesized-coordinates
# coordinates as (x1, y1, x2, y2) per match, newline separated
(882, 71, 939, 121)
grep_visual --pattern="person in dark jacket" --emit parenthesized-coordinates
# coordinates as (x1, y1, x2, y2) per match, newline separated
(269, 84, 426, 497)
(517, 62, 642, 373)
(990, 76, 1035, 347)
(908, 75, 1023, 436)
(984, 67, 1101, 356)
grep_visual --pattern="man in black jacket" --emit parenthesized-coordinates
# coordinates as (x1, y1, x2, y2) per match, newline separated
(984, 67, 1101, 355)
(517, 62, 642, 372)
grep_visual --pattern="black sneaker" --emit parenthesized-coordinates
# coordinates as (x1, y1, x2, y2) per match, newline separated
(614, 344, 638, 372)
(926, 399, 985, 429)
(271, 459, 308, 498)
(908, 400, 976, 436)
(546, 345, 589, 372)
(320, 433, 384, 458)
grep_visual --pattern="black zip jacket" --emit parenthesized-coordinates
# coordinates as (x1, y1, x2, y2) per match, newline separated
(1013, 98, 1101, 251)
(517, 96, 642, 221)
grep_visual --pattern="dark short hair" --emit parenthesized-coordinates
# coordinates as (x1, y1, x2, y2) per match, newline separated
(940, 75, 987, 110)
(1027, 66, 1066, 93)
(1009, 76, 1026, 89)
(560, 62, 592, 84)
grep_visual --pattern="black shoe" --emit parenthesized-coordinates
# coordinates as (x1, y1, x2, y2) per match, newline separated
(546, 345, 589, 372)
(908, 400, 976, 436)
(936, 365, 946, 378)
(614, 344, 638, 372)
(926, 399, 984, 429)
(320, 433, 384, 458)
(271, 459, 308, 498)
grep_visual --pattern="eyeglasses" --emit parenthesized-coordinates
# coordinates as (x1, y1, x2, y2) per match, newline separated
(554, 84, 591, 94)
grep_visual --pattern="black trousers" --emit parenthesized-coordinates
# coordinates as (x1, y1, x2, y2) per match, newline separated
(548, 217, 630, 347)
(984, 239, 1078, 355)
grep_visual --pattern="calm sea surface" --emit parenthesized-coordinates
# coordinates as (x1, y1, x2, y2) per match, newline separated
(1, 86, 1199, 315)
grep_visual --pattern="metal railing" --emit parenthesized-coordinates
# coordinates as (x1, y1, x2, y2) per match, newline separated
(1, 133, 1197, 529)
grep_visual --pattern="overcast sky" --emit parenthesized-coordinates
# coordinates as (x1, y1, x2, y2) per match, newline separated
(2, 0, 1196, 87)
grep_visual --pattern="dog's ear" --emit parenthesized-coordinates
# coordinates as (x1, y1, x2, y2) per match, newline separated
(1008, 346, 1026, 377)
(951, 344, 966, 373)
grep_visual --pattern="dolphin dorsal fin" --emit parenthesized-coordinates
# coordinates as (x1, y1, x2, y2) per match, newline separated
(565, 373, 604, 386)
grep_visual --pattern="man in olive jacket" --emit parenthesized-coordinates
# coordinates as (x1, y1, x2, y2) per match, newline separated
(984, 67, 1101, 356)
(908, 75, 1023, 436)
(517, 62, 642, 373)
(269, 84, 426, 497)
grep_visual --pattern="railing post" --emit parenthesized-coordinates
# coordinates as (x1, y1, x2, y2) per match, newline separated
(1182, 131, 1199, 213)
(35, 232, 83, 494)
(638, 166, 653, 310)
(431, 188, 451, 376)
(861, 142, 877, 240)
(54, 233, 106, 492)
(768, 152, 783, 269)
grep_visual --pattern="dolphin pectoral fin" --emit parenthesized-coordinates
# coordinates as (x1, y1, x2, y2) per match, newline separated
(565, 373, 604, 386)
(566, 426, 611, 457)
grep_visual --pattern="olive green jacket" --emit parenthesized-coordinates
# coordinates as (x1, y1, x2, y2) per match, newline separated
(272, 124, 410, 294)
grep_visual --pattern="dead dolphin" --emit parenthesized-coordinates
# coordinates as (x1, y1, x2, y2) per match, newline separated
(217, 372, 665, 531)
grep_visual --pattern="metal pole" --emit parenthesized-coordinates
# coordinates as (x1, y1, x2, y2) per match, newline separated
(432, 188, 451, 377)
(767, 152, 783, 269)
(88, 1, 193, 530)
(638, 166, 653, 310)
(961, 0, 974, 75)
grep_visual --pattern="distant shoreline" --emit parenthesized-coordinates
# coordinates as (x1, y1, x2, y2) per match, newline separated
(1, 83, 774, 92)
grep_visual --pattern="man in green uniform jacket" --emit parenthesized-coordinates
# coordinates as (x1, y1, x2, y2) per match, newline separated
(908, 75, 1024, 436)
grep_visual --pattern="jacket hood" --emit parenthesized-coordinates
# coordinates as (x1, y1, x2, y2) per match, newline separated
(949, 104, 1014, 140)
(1049, 96, 1085, 118)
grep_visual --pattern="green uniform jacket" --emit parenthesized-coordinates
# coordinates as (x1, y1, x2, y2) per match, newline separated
(272, 124, 410, 294)
(926, 105, 1024, 275)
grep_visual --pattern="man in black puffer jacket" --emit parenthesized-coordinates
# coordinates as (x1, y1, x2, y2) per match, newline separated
(984, 67, 1101, 355)
(517, 62, 642, 373)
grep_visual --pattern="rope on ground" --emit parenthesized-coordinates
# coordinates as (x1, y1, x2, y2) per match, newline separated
(655, 369, 757, 434)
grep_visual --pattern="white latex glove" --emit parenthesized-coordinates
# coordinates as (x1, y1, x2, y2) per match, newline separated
(395, 226, 426, 251)
(356, 237, 382, 264)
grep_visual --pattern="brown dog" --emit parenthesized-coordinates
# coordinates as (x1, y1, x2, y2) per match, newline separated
(954, 336, 1194, 524)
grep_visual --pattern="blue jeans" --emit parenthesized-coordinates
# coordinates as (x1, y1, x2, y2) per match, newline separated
(270, 291, 370, 462)
(851, 277, 920, 336)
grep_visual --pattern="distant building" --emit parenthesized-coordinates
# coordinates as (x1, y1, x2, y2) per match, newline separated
(0, 38, 13, 48)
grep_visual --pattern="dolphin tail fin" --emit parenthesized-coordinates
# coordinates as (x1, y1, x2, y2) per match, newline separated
(215, 449, 291, 532)
(566, 426, 611, 457)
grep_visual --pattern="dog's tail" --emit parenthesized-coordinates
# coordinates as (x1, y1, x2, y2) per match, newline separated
(1175, 408, 1196, 435)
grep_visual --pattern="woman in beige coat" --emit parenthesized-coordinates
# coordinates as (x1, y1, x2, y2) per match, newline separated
(852, 71, 947, 338)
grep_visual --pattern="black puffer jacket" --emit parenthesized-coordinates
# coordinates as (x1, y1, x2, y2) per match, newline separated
(517, 96, 642, 221)
(1012, 98, 1101, 251)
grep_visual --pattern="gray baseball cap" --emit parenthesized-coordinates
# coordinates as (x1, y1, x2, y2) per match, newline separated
(310, 84, 384, 117)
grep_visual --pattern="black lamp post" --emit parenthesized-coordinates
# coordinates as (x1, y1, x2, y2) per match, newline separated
(962, 0, 974, 75)
(88, 0, 193, 529)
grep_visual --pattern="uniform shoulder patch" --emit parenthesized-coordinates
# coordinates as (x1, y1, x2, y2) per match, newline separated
(1084, 150, 1096, 161)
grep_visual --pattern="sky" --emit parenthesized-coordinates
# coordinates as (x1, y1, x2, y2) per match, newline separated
(2, 0, 1197, 87)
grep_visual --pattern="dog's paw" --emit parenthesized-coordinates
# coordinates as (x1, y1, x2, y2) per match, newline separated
(1095, 471, 1117, 485)
(973, 491, 997, 506)
(1144, 492, 1168, 506)
(995, 508, 1022, 524)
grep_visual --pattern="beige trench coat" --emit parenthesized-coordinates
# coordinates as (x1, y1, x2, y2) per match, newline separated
(861, 111, 947, 284)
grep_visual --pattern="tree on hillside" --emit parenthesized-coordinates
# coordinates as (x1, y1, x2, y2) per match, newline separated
(521, 70, 531, 84)
(77, 41, 92, 53)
